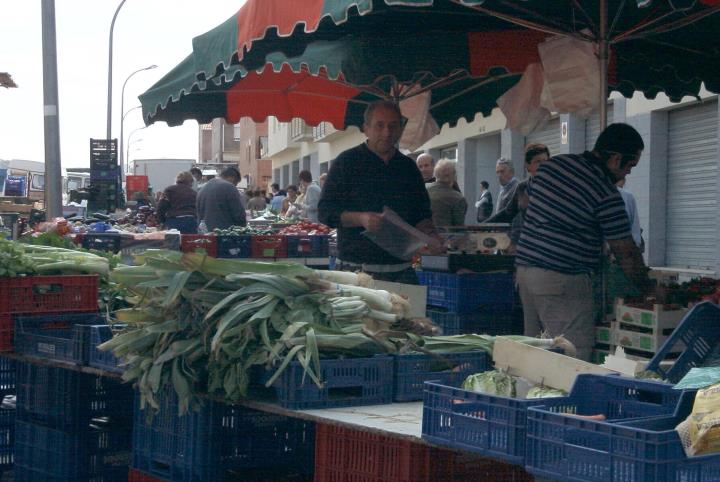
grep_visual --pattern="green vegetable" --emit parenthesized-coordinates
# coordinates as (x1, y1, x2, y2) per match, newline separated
(0, 239, 36, 277)
(462, 370, 516, 397)
(526, 385, 566, 399)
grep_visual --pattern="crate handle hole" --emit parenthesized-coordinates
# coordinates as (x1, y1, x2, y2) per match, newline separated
(327, 386, 364, 400)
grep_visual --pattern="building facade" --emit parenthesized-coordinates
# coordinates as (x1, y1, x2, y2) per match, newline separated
(198, 119, 272, 189)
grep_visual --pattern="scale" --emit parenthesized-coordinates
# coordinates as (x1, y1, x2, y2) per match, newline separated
(421, 224, 515, 273)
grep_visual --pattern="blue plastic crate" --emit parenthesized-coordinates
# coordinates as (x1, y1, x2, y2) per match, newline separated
(88, 325, 124, 373)
(524, 376, 687, 481)
(416, 271, 515, 313)
(525, 391, 707, 482)
(216, 234, 252, 258)
(90, 167, 119, 181)
(286, 235, 330, 258)
(0, 356, 15, 395)
(14, 312, 101, 364)
(14, 420, 131, 481)
(81, 233, 122, 253)
(646, 301, 720, 383)
(0, 405, 14, 470)
(393, 351, 491, 402)
(269, 355, 394, 410)
(133, 387, 314, 482)
(422, 373, 681, 465)
(16, 361, 133, 430)
(427, 308, 521, 335)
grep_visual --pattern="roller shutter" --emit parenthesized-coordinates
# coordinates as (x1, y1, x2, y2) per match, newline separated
(666, 100, 718, 271)
(526, 117, 562, 157)
(585, 105, 615, 152)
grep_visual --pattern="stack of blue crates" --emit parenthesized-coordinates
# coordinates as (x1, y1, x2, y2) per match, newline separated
(416, 270, 520, 335)
(14, 360, 133, 481)
(133, 386, 315, 481)
(0, 357, 15, 474)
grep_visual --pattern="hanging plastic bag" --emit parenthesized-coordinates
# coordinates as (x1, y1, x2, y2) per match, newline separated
(496, 62, 551, 135)
(362, 207, 440, 260)
(538, 32, 600, 118)
(399, 86, 440, 151)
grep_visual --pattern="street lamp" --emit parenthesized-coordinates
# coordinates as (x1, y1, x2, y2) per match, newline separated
(126, 126, 146, 174)
(122, 105, 142, 123)
(106, 0, 128, 139)
(120, 65, 157, 180)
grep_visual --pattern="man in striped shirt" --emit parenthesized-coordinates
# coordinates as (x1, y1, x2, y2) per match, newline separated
(516, 123, 652, 361)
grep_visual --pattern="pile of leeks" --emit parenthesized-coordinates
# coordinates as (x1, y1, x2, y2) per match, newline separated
(100, 250, 568, 413)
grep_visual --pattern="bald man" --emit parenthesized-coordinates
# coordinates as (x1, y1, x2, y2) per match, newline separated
(417, 152, 461, 192)
(416, 153, 436, 183)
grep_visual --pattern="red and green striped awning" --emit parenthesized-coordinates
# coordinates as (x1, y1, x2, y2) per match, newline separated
(140, 0, 720, 129)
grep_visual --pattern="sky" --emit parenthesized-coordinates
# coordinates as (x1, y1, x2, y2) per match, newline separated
(0, 0, 245, 168)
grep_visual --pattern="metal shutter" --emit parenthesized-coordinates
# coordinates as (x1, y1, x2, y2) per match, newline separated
(666, 100, 718, 271)
(526, 117, 562, 157)
(585, 105, 614, 152)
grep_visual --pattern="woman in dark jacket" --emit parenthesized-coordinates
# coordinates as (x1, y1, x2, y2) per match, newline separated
(156, 171, 198, 234)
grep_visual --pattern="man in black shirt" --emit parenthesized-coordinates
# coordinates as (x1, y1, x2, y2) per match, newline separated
(319, 100, 440, 284)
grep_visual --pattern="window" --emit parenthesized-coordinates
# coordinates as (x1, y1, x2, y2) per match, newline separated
(440, 146, 458, 161)
(258, 137, 268, 158)
(31, 174, 45, 190)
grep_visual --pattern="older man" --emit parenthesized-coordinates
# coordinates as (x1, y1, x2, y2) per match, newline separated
(494, 158, 519, 214)
(319, 100, 441, 284)
(416, 153, 436, 183)
(196, 166, 246, 231)
(516, 123, 653, 361)
(426, 159, 467, 227)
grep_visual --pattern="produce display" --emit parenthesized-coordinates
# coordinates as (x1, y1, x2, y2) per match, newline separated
(213, 225, 274, 236)
(277, 221, 331, 236)
(461, 368, 567, 399)
(1, 238, 112, 277)
(98, 250, 571, 412)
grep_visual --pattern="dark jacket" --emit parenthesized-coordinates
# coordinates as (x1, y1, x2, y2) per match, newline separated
(196, 178, 246, 230)
(156, 183, 196, 223)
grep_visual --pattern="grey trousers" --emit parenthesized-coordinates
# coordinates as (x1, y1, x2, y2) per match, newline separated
(516, 265, 594, 361)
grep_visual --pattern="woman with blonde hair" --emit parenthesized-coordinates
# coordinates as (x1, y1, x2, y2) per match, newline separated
(156, 171, 198, 233)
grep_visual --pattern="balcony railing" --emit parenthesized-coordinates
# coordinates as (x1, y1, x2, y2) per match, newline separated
(290, 119, 313, 142)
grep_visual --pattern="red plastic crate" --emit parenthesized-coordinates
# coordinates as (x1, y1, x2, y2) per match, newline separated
(0, 275, 98, 315)
(0, 314, 11, 352)
(180, 234, 218, 257)
(129, 467, 167, 482)
(251, 235, 288, 259)
(314, 423, 455, 482)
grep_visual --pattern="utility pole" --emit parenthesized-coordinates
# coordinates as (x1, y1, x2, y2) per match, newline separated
(41, 0, 63, 218)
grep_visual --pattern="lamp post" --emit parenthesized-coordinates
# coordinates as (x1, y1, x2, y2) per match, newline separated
(126, 126, 146, 174)
(106, 0, 128, 140)
(119, 65, 157, 179)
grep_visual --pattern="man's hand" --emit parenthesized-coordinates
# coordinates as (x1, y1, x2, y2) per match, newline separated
(361, 212, 384, 232)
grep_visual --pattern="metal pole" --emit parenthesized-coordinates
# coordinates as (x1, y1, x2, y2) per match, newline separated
(119, 65, 156, 180)
(41, 0, 63, 218)
(126, 127, 146, 173)
(599, 0, 608, 129)
(106, 0, 127, 140)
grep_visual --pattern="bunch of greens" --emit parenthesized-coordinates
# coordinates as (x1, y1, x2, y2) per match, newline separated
(101, 250, 576, 413)
(0, 239, 37, 277)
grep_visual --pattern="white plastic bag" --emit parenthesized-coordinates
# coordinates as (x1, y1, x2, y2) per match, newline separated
(538, 32, 600, 118)
(399, 87, 440, 151)
(496, 62, 551, 135)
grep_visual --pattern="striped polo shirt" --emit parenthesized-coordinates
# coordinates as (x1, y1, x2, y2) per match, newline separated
(516, 152, 631, 275)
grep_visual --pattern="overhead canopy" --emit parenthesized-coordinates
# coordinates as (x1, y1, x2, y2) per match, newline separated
(140, 0, 720, 131)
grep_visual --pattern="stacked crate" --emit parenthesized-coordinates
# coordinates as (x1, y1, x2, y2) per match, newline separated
(132, 386, 315, 481)
(89, 138, 119, 213)
(14, 361, 134, 481)
(0, 357, 15, 475)
(592, 299, 687, 364)
(417, 271, 520, 335)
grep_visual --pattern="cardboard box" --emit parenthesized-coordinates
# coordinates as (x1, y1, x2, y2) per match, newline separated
(615, 298, 686, 330)
(595, 325, 613, 344)
(613, 325, 683, 354)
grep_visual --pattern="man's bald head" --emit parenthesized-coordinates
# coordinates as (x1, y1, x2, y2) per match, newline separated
(416, 153, 435, 182)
